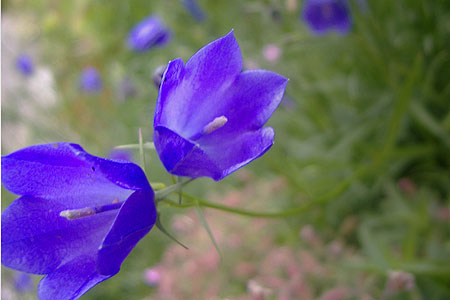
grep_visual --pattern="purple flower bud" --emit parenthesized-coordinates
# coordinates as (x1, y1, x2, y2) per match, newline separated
(128, 15, 172, 52)
(182, 0, 207, 23)
(152, 65, 167, 89)
(153, 31, 288, 180)
(80, 67, 103, 93)
(16, 54, 34, 76)
(1, 143, 156, 300)
(301, 0, 352, 35)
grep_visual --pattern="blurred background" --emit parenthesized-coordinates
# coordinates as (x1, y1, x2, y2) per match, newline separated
(2, 0, 450, 299)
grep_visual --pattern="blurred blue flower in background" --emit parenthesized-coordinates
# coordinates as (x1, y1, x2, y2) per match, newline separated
(15, 54, 34, 76)
(80, 66, 103, 93)
(301, 0, 351, 35)
(13, 272, 33, 293)
(1, 143, 156, 300)
(128, 15, 172, 52)
(153, 31, 288, 181)
(182, 0, 207, 22)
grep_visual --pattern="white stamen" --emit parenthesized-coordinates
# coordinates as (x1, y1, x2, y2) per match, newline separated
(203, 116, 228, 134)
(60, 207, 96, 220)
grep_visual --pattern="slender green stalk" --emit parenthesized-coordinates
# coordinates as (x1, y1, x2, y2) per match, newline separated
(114, 142, 155, 150)
(378, 54, 422, 165)
(150, 182, 166, 191)
(155, 178, 195, 201)
(138, 128, 147, 174)
(160, 166, 370, 218)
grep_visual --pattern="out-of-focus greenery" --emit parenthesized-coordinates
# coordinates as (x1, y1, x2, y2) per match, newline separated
(2, 0, 450, 299)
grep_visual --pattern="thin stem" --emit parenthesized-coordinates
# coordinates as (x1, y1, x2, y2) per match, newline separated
(160, 166, 370, 218)
(114, 142, 155, 150)
(138, 128, 147, 174)
(377, 54, 422, 165)
(150, 182, 166, 191)
(155, 178, 195, 201)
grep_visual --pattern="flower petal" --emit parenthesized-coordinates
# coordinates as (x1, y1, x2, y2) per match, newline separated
(1, 196, 116, 274)
(97, 189, 157, 275)
(202, 127, 275, 180)
(154, 58, 186, 129)
(155, 31, 243, 136)
(184, 30, 242, 93)
(154, 126, 221, 179)
(1, 143, 149, 206)
(37, 255, 110, 300)
(198, 69, 288, 138)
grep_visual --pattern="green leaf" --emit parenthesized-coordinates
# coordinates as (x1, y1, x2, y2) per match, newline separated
(194, 201, 222, 260)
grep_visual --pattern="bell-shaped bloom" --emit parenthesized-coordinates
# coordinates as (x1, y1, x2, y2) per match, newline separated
(1, 143, 156, 300)
(80, 67, 103, 93)
(182, 0, 207, 23)
(301, 0, 352, 35)
(127, 15, 171, 52)
(16, 54, 34, 75)
(153, 31, 288, 181)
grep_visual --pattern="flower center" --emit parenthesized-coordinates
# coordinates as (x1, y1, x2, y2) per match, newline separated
(59, 200, 124, 220)
(203, 115, 228, 134)
(189, 115, 228, 140)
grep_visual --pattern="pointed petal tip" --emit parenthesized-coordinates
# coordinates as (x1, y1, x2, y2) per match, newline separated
(222, 29, 237, 43)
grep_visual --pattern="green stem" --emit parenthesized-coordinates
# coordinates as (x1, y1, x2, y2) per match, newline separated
(378, 54, 422, 165)
(161, 166, 369, 218)
(138, 128, 147, 174)
(155, 178, 195, 201)
(114, 142, 155, 150)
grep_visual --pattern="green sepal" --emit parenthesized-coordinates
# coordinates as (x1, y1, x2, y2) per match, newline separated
(155, 214, 188, 250)
(194, 202, 222, 260)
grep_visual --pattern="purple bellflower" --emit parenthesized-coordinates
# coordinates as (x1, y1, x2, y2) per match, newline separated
(16, 54, 34, 76)
(182, 0, 207, 23)
(301, 0, 352, 35)
(153, 31, 288, 181)
(1, 143, 156, 300)
(80, 67, 103, 93)
(128, 15, 172, 52)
